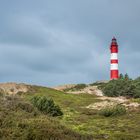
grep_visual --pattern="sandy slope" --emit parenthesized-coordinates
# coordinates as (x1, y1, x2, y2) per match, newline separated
(0, 82, 30, 94)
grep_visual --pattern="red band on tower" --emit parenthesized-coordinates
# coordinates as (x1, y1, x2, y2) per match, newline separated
(111, 60, 118, 63)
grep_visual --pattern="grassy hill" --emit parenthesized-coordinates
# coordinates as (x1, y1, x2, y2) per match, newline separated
(0, 85, 140, 140)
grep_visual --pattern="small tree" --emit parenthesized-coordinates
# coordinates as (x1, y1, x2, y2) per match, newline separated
(119, 73, 124, 79)
(31, 96, 63, 117)
(124, 73, 129, 80)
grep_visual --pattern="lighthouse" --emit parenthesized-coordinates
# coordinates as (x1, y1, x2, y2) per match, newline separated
(110, 37, 119, 80)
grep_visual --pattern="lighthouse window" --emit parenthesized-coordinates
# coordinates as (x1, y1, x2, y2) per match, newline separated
(112, 39, 116, 43)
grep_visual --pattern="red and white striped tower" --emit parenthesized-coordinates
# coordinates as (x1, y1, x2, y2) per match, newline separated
(110, 37, 119, 80)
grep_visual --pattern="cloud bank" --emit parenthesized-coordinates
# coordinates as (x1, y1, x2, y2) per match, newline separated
(0, 0, 140, 86)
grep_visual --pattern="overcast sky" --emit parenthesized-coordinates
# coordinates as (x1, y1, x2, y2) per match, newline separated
(0, 0, 140, 86)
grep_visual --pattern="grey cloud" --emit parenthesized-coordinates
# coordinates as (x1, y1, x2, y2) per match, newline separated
(0, 0, 140, 86)
(0, 15, 49, 47)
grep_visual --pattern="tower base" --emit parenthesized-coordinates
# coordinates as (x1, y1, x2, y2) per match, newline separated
(110, 70, 119, 80)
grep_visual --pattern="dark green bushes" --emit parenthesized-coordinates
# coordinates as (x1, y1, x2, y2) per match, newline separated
(102, 79, 135, 97)
(31, 96, 63, 117)
(133, 77, 140, 98)
(100, 74, 140, 98)
(74, 84, 87, 90)
(99, 104, 126, 117)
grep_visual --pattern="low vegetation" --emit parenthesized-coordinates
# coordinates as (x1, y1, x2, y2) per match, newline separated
(0, 94, 93, 140)
(131, 98, 140, 103)
(99, 104, 126, 117)
(64, 84, 87, 91)
(100, 74, 140, 98)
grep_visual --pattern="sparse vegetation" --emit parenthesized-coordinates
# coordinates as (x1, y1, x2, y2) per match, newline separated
(90, 82, 107, 86)
(131, 98, 140, 103)
(99, 104, 126, 117)
(64, 83, 87, 91)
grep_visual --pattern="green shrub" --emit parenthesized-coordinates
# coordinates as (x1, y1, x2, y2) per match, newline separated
(64, 84, 87, 92)
(31, 96, 63, 117)
(133, 79, 140, 98)
(101, 74, 140, 98)
(131, 98, 140, 103)
(74, 84, 87, 90)
(101, 78, 137, 97)
(90, 82, 107, 87)
(99, 104, 126, 117)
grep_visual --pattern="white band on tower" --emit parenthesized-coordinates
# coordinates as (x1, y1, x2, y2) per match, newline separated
(111, 53, 118, 60)
(110, 64, 118, 70)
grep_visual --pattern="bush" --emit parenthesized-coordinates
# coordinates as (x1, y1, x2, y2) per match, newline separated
(131, 98, 140, 103)
(101, 78, 137, 97)
(64, 84, 87, 92)
(31, 96, 63, 117)
(74, 84, 87, 90)
(90, 82, 107, 87)
(99, 104, 126, 117)
(133, 78, 140, 98)
(101, 74, 140, 98)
